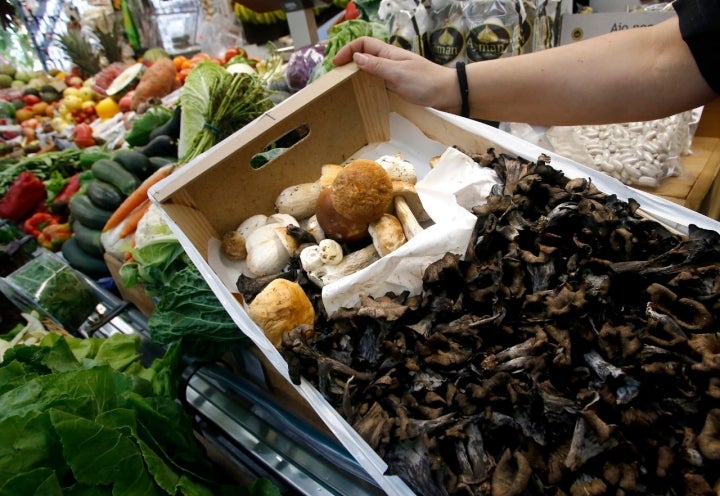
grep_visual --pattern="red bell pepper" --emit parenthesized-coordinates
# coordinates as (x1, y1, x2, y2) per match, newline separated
(52, 172, 82, 214)
(22, 212, 57, 237)
(345, 1, 360, 20)
(0, 171, 46, 220)
(37, 222, 72, 251)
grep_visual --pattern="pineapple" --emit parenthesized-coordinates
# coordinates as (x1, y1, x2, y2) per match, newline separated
(94, 14, 124, 64)
(57, 29, 101, 79)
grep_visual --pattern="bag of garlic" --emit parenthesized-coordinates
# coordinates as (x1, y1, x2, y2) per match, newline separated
(544, 108, 700, 188)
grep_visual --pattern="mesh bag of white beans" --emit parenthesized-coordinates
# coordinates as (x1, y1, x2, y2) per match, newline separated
(545, 110, 696, 188)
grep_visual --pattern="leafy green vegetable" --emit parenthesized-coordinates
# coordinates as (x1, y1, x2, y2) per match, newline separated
(181, 71, 274, 163)
(312, 19, 388, 81)
(120, 239, 247, 350)
(7, 253, 98, 331)
(43, 171, 68, 206)
(0, 333, 271, 495)
(178, 61, 227, 160)
(119, 240, 187, 296)
(148, 263, 246, 348)
(0, 147, 111, 198)
(124, 105, 174, 147)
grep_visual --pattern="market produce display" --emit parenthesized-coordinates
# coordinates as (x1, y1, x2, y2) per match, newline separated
(3, 2, 719, 494)
(0, 329, 278, 496)
(263, 150, 720, 496)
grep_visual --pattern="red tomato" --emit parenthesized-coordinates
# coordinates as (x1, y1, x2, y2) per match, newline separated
(22, 94, 41, 106)
(223, 46, 247, 64)
(345, 1, 360, 20)
(74, 122, 93, 140)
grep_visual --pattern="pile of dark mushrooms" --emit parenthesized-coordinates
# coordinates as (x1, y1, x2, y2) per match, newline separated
(275, 149, 719, 496)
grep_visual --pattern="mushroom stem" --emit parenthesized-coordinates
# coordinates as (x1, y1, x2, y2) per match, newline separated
(395, 196, 424, 240)
(307, 244, 380, 287)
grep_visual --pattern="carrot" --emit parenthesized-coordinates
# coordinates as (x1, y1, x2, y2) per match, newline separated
(103, 164, 173, 232)
(119, 198, 151, 238)
(123, 238, 136, 262)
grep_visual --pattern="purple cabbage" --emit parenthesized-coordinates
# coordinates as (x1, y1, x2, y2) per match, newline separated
(284, 42, 327, 92)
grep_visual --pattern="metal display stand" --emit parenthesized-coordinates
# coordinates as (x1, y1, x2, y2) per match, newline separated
(12, 0, 69, 71)
(280, 0, 319, 48)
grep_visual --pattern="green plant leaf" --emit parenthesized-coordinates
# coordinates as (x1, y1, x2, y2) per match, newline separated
(50, 409, 160, 494)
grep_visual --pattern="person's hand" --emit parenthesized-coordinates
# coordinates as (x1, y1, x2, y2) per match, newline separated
(333, 37, 460, 113)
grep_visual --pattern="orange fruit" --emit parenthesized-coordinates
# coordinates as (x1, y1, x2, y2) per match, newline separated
(191, 52, 210, 62)
(15, 107, 33, 123)
(173, 55, 186, 70)
(31, 101, 48, 116)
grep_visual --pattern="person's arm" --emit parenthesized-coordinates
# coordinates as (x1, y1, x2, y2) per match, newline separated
(333, 17, 717, 125)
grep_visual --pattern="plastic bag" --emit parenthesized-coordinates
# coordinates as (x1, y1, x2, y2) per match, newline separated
(545, 110, 697, 188)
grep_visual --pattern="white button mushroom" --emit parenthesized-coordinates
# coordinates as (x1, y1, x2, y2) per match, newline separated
(245, 224, 290, 276)
(318, 238, 343, 265)
(300, 245, 323, 272)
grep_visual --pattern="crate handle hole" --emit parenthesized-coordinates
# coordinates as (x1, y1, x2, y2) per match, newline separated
(250, 124, 310, 169)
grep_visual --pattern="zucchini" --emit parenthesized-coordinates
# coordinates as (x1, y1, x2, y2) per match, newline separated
(113, 149, 152, 179)
(91, 158, 141, 195)
(69, 193, 114, 230)
(72, 220, 104, 257)
(136, 135, 177, 158)
(149, 105, 181, 141)
(62, 237, 110, 279)
(148, 156, 175, 170)
(87, 179, 124, 210)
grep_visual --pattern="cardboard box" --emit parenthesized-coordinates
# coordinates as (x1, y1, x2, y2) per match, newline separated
(149, 65, 720, 494)
(559, 10, 674, 44)
(588, 0, 646, 12)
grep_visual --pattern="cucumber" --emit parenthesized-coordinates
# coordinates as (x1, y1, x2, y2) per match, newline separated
(91, 158, 141, 195)
(148, 156, 175, 170)
(87, 179, 124, 210)
(113, 149, 152, 179)
(69, 193, 114, 230)
(62, 237, 110, 279)
(72, 220, 104, 257)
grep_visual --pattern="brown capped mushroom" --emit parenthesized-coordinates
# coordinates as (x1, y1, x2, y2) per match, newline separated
(247, 278, 315, 347)
(329, 159, 394, 224)
(315, 188, 370, 242)
(221, 231, 247, 260)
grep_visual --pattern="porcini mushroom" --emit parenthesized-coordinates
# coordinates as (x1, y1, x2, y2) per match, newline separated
(306, 244, 380, 287)
(247, 278, 315, 347)
(316, 159, 394, 242)
(221, 231, 247, 260)
(369, 213, 407, 256)
(376, 153, 418, 184)
(274, 181, 321, 219)
(318, 238, 343, 265)
(244, 214, 301, 276)
(394, 195, 424, 240)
